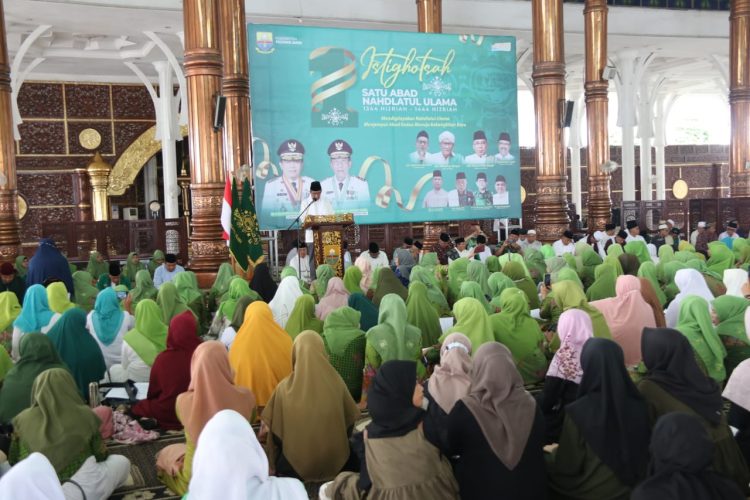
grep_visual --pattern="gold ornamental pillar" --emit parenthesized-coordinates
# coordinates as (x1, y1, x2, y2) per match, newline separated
(0, 2, 20, 261)
(219, 0, 251, 178)
(532, 0, 570, 241)
(184, 0, 228, 282)
(417, 0, 442, 33)
(86, 153, 111, 221)
(730, 0, 750, 196)
(584, 0, 612, 229)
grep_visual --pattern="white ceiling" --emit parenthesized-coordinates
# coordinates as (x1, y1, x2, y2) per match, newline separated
(3, 0, 730, 98)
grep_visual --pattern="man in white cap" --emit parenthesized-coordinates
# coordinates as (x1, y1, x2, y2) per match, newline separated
(690, 221, 706, 247)
(428, 131, 463, 164)
(524, 229, 542, 251)
(652, 223, 669, 250)
(719, 221, 740, 241)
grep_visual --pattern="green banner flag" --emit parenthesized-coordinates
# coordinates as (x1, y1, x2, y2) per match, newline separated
(230, 177, 265, 270)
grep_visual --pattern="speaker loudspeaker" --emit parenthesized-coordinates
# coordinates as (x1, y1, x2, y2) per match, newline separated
(560, 100, 574, 128)
(213, 95, 226, 132)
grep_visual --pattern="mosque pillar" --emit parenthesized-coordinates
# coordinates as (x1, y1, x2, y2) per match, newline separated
(183, 0, 228, 281)
(584, 0, 612, 229)
(638, 79, 654, 201)
(730, 0, 750, 196)
(71, 169, 92, 222)
(532, 0, 570, 242)
(568, 93, 583, 217)
(153, 61, 180, 219)
(219, 0, 251, 178)
(87, 153, 112, 222)
(416, 0, 442, 33)
(0, 2, 20, 261)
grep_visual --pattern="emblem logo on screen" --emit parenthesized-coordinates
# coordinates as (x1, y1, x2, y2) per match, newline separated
(256, 32, 274, 54)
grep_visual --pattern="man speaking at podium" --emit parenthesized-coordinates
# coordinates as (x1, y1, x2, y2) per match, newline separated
(298, 181, 333, 280)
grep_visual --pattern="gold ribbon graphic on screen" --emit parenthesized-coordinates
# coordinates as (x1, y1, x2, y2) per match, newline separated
(309, 47, 357, 111)
(251, 137, 279, 180)
(458, 34, 484, 46)
(357, 156, 433, 211)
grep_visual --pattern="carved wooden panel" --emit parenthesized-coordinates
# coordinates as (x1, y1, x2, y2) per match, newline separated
(17, 83, 64, 118)
(17, 173, 75, 206)
(18, 121, 66, 155)
(112, 85, 156, 120)
(67, 122, 114, 155)
(65, 84, 111, 119)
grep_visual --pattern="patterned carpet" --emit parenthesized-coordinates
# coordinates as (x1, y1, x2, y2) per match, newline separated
(107, 433, 185, 500)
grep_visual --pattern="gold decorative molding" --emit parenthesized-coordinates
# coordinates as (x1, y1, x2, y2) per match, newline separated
(107, 124, 188, 195)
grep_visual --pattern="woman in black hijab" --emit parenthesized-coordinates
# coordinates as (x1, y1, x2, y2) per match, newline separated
(547, 338, 651, 500)
(631, 412, 745, 500)
(324, 360, 459, 500)
(249, 263, 278, 303)
(638, 327, 750, 494)
(26, 238, 74, 298)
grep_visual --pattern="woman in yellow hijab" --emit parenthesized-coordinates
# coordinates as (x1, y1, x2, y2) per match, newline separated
(229, 301, 293, 409)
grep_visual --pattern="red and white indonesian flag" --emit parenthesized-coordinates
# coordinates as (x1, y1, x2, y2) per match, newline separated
(221, 172, 231, 245)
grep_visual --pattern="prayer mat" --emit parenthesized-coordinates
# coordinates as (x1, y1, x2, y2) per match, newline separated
(108, 432, 185, 499)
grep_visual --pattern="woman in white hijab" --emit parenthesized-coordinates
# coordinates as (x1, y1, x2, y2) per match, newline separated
(0, 453, 64, 500)
(724, 269, 748, 298)
(187, 409, 307, 500)
(268, 276, 303, 329)
(647, 243, 659, 264)
(665, 268, 716, 328)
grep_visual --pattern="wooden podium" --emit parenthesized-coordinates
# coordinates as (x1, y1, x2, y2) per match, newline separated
(303, 213, 354, 277)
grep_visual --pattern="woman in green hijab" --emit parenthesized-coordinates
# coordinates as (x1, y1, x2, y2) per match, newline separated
(485, 255, 501, 274)
(121, 298, 168, 372)
(47, 282, 76, 315)
(85, 251, 109, 281)
(149, 249, 166, 276)
(0, 291, 21, 355)
(365, 294, 424, 388)
(525, 248, 547, 283)
(637, 261, 667, 307)
(122, 252, 146, 283)
(128, 269, 157, 312)
(208, 263, 235, 310)
(47, 308, 106, 399)
(409, 265, 450, 315)
(343, 265, 363, 294)
(371, 267, 408, 307)
(586, 263, 618, 301)
(0, 333, 67, 423)
(540, 244, 555, 259)
(459, 281, 493, 315)
(545, 256, 569, 276)
(447, 257, 470, 304)
(420, 252, 439, 270)
(157, 282, 192, 327)
(675, 295, 727, 383)
(707, 241, 736, 275)
(322, 306, 366, 402)
(174, 271, 206, 328)
(606, 243, 624, 257)
(555, 267, 584, 290)
(502, 261, 540, 309)
(660, 261, 688, 303)
(465, 260, 492, 297)
(603, 253, 624, 276)
(712, 295, 750, 377)
(488, 272, 516, 313)
(72, 271, 99, 312)
(674, 250, 699, 263)
(550, 280, 612, 340)
(685, 259, 726, 297)
(313, 264, 335, 300)
(577, 248, 602, 290)
(214, 277, 258, 331)
(14, 255, 27, 279)
(732, 238, 748, 265)
(10, 368, 128, 490)
(440, 297, 495, 351)
(624, 240, 651, 265)
(490, 288, 548, 384)
(285, 294, 323, 339)
(658, 244, 675, 264)
(406, 281, 443, 348)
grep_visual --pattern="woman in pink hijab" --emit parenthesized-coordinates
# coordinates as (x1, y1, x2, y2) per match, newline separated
(590, 275, 656, 367)
(424, 332, 472, 450)
(540, 309, 593, 443)
(315, 278, 350, 321)
(354, 256, 373, 292)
